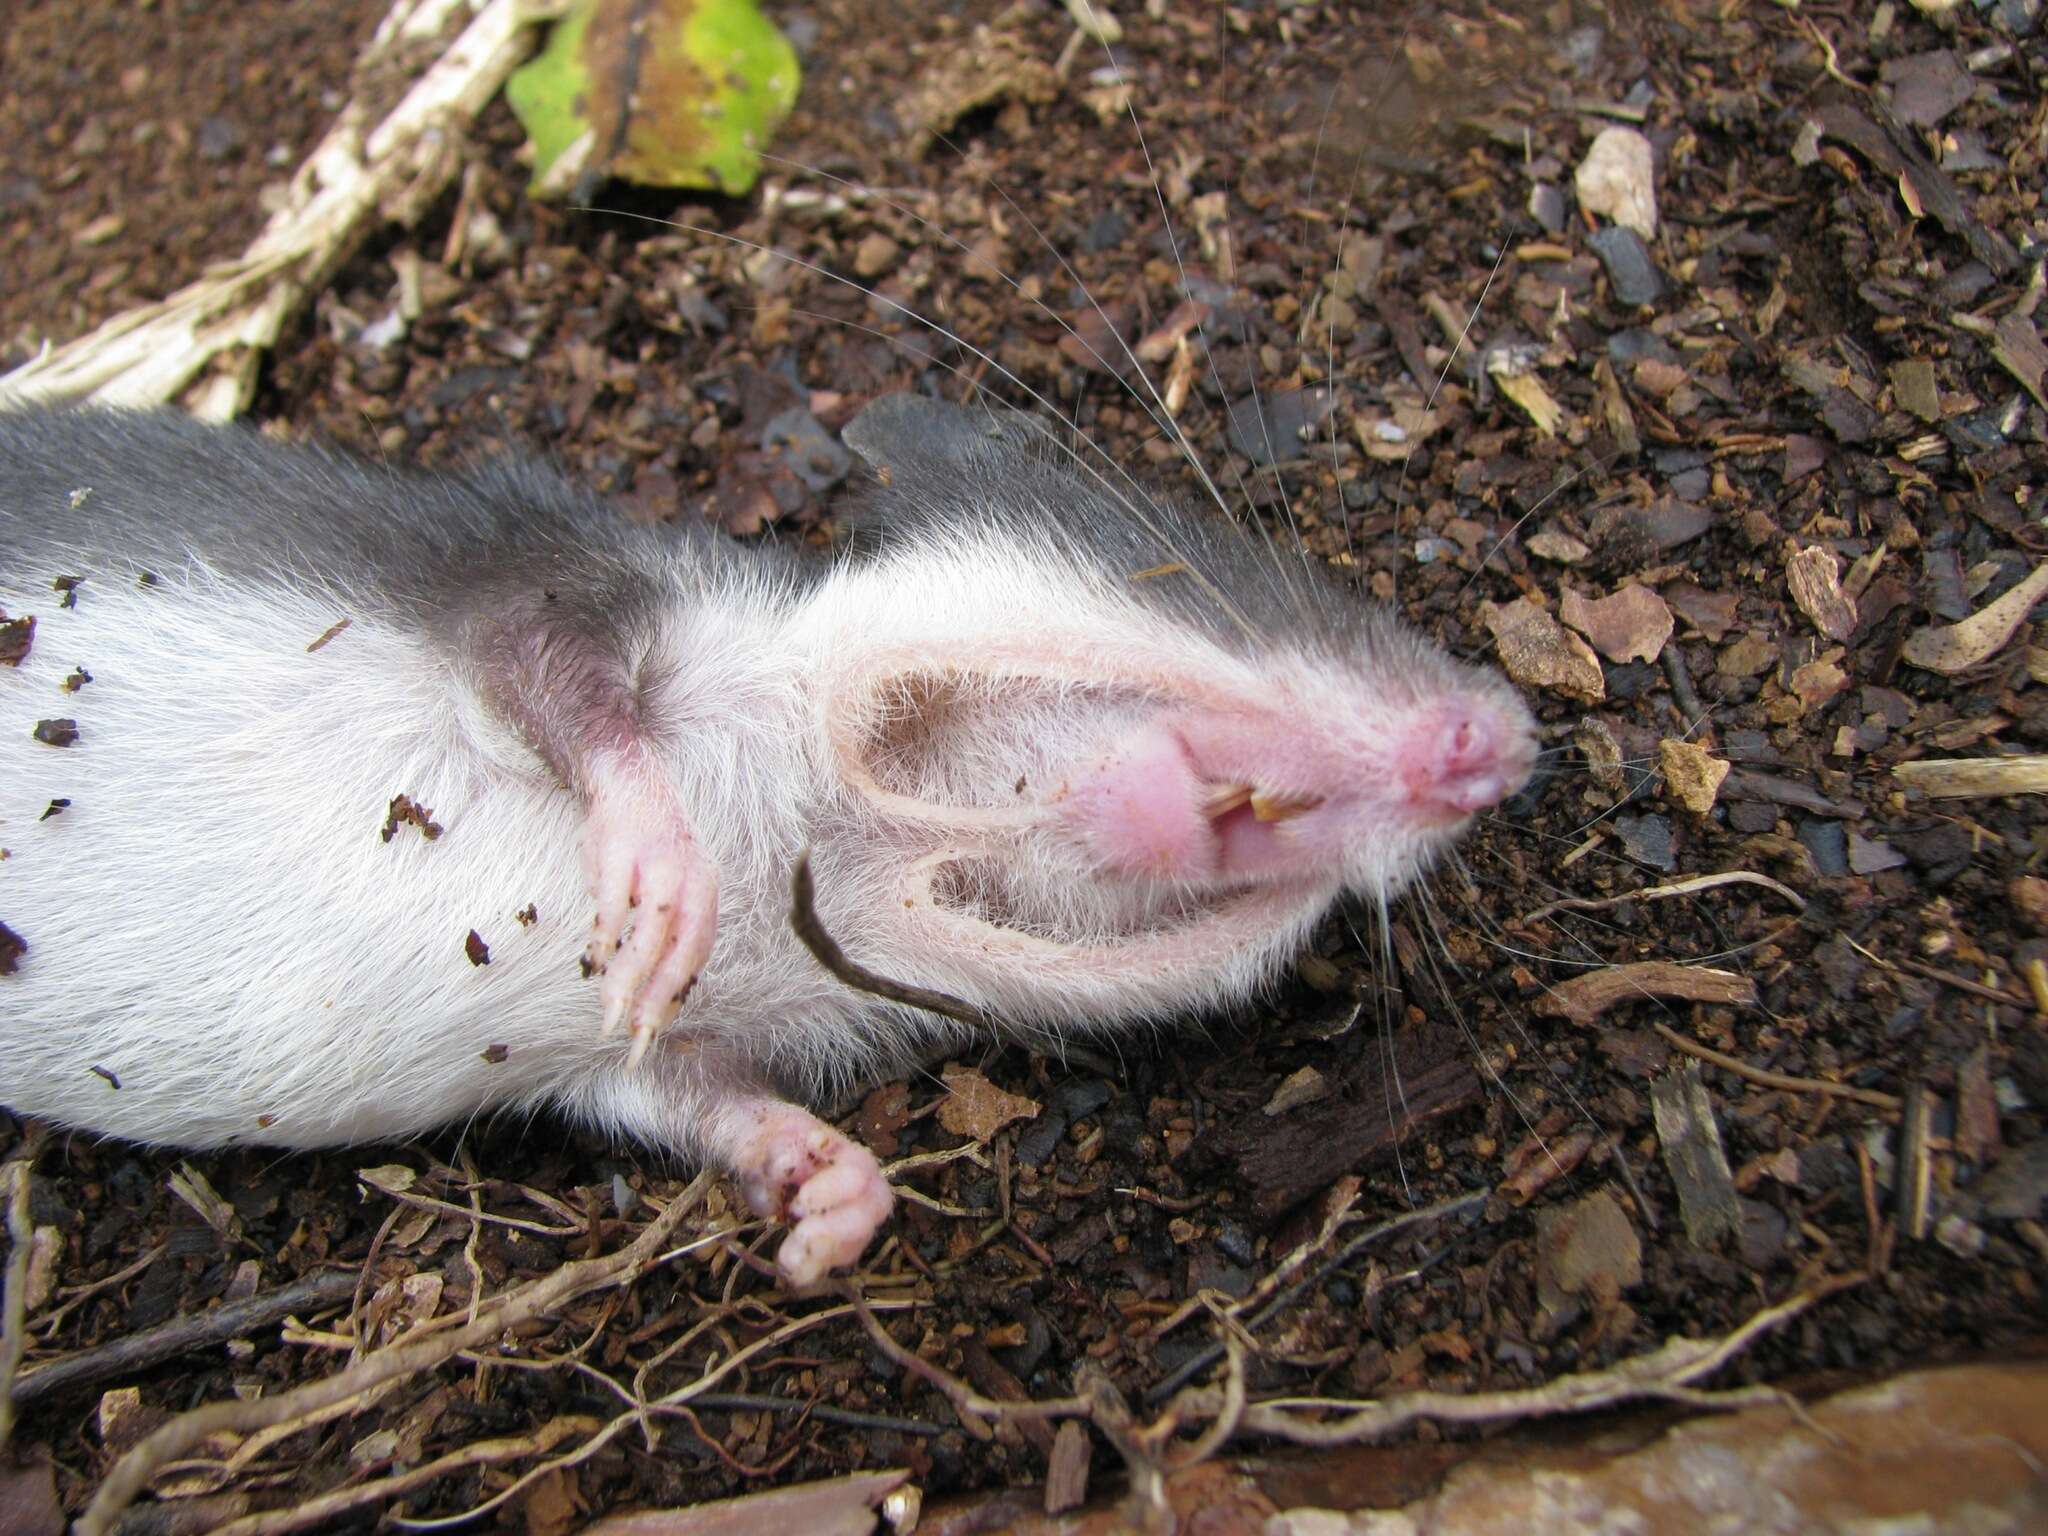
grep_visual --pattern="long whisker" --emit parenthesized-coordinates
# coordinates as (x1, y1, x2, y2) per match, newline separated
(1452, 448, 1618, 610)
(582, 205, 1262, 639)
(756, 145, 1239, 525)
(1083, 38, 1329, 585)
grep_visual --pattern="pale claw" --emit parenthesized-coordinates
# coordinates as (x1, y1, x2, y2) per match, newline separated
(582, 782, 718, 1062)
(733, 1106, 894, 1288)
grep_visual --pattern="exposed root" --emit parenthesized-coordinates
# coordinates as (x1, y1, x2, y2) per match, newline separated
(1181, 1271, 1867, 1449)
(76, 1172, 718, 1536)
(395, 1296, 918, 1530)
(196, 1418, 599, 1536)
(1519, 868, 1806, 925)
(0, 1127, 44, 1450)
(1649, 1020, 1902, 1113)
(833, 1228, 1865, 1499)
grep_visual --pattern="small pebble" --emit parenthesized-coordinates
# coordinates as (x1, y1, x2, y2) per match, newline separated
(1589, 226, 1667, 306)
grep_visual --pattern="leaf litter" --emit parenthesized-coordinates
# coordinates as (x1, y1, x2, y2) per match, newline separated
(4, 0, 2048, 1526)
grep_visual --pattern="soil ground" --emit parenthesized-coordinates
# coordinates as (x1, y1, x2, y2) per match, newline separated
(3, 0, 2045, 1527)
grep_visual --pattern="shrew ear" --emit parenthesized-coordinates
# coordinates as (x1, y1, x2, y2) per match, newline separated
(842, 393, 1058, 482)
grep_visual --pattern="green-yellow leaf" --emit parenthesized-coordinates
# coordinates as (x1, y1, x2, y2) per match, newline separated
(505, 0, 800, 200)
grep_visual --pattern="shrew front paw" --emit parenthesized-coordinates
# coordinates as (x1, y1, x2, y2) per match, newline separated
(583, 785, 719, 1067)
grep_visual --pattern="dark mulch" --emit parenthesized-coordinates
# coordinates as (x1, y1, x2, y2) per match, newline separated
(5, 0, 2044, 1526)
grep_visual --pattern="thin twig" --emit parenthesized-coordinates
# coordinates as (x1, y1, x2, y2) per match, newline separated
(1143, 1189, 1489, 1403)
(843, 1285, 1089, 1439)
(1892, 956, 2032, 1011)
(1649, 1021, 1901, 1112)
(28, 1241, 166, 1338)
(76, 1174, 714, 1536)
(200, 1417, 597, 1536)
(11, 1269, 359, 1407)
(1520, 869, 1806, 925)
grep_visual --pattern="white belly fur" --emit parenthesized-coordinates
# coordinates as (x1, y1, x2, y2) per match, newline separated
(1, 560, 597, 1146)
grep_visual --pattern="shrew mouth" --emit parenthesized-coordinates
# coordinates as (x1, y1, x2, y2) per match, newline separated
(822, 647, 1259, 838)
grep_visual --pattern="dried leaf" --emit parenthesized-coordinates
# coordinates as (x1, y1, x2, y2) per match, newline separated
(937, 1064, 1041, 1143)
(356, 1164, 421, 1196)
(1789, 654, 1849, 712)
(506, 0, 802, 199)
(1559, 584, 1674, 664)
(1899, 563, 2048, 674)
(1482, 596, 1606, 703)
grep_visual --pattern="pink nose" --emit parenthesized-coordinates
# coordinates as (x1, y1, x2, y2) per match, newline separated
(1401, 706, 1519, 820)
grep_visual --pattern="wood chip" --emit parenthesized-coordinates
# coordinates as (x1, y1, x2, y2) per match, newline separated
(1893, 755, 2048, 799)
(1502, 1128, 1597, 1203)
(1652, 1064, 1743, 1248)
(1888, 357, 1941, 421)
(1482, 596, 1606, 703)
(1133, 298, 1212, 363)
(1785, 544, 1858, 641)
(1717, 631, 1777, 679)
(1899, 562, 2048, 674)
(1992, 312, 2048, 412)
(583, 1470, 912, 1536)
(166, 1163, 240, 1241)
(1955, 1045, 1999, 1167)
(2010, 875, 2048, 934)
(1659, 739, 1730, 813)
(1567, 584, 1673, 663)
(1662, 582, 1741, 641)
(1813, 103, 2019, 276)
(1535, 962, 1756, 1028)
(1495, 366, 1565, 436)
(1898, 1082, 1934, 1243)
(1044, 1420, 1092, 1516)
